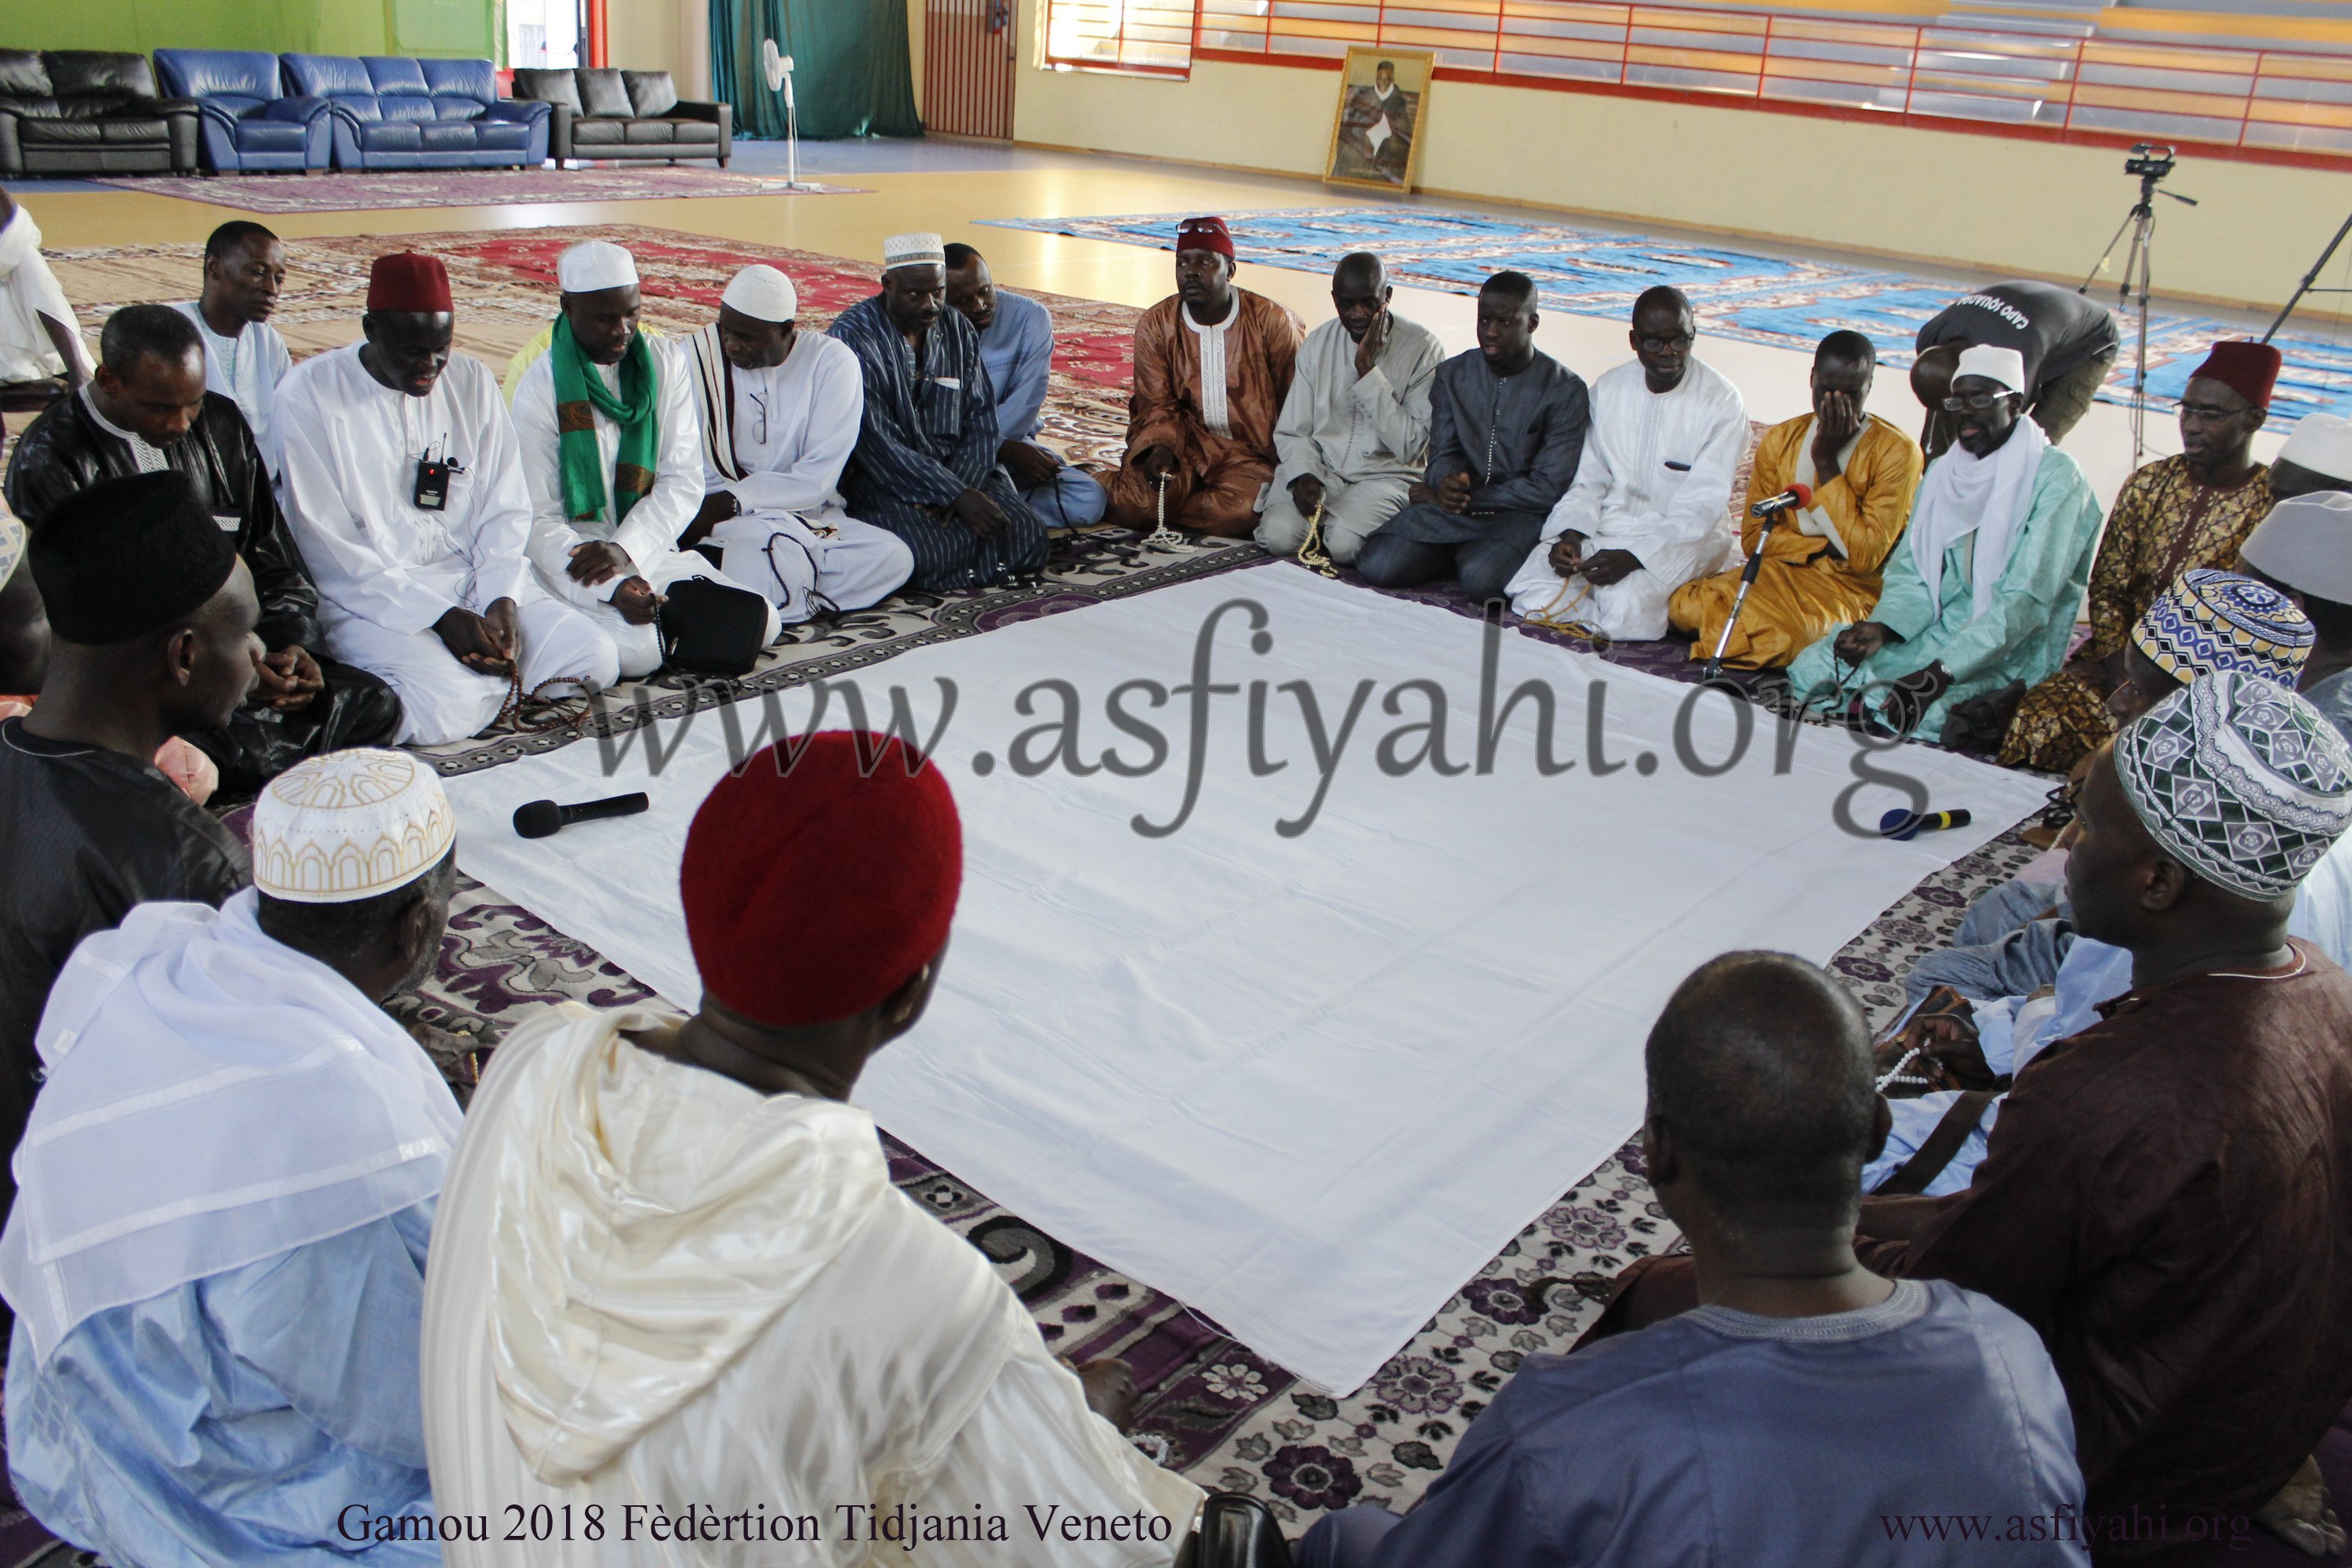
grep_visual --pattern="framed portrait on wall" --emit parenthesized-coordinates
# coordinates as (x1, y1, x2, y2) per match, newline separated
(1323, 48, 1432, 192)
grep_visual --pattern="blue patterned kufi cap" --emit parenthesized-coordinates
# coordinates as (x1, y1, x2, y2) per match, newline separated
(2116, 670, 2352, 899)
(2132, 568, 2313, 687)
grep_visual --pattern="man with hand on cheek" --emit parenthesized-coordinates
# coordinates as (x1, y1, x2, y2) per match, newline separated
(1258, 251, 1443, 567)
(1668, 331, 1921, 669)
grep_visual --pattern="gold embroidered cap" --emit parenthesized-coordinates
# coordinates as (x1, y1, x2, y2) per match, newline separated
(252, 750, 457, 903)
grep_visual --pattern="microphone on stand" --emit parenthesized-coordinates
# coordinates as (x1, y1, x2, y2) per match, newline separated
(1700, 484, 1816, 680)
(514, 793, 650, 840)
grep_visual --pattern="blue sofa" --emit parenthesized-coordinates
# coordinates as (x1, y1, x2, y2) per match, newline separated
(154, 50, 329, 172)
(279, 55, 548, 170)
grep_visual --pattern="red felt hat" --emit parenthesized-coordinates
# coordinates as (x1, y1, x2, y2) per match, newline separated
(2188, 339, 2281, 409)
(367, 252, 452, 314)
(1176, 216, 1235, 260)
(681, 731, 962, 1027)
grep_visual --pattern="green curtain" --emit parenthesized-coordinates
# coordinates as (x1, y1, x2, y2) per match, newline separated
(710, 0, 920, 141)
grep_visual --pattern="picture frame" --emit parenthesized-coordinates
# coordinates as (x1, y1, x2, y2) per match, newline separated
(1323, 47, 1433, 193)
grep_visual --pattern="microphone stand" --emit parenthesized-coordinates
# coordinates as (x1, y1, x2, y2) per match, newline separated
(1701, 506, 1784, 682)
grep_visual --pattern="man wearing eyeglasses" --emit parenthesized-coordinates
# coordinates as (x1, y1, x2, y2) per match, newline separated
(1784, 345, 2103, 746)
(1502, 285, 1748, 641)
(1998, 341, 2281, 771)
(1912, 282, 2120, 460)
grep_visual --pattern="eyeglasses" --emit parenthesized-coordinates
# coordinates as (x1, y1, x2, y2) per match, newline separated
(1940, 391, 2015, 413)
(2177, 400, 2243, 421)
(745, 387, 769, 444)
(1637, 333, 1693, 354)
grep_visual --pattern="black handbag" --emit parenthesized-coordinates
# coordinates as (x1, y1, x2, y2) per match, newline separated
(658, 576, 769, 677)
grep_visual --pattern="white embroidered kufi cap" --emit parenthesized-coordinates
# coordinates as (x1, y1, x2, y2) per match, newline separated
(252, 749, 457, 903)
(720, 263, 798, 322)
(2278, 412, 2352, 484)
(1954, 343, 2027, 394)
(557, 240, 640, 292)
(882, 231, 947, 270)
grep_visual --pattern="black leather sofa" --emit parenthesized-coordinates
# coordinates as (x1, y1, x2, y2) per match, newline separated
(0, 50, 198, 177)
(507, 67, 730, 167)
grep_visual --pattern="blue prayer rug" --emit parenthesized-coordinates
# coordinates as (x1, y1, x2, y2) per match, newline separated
(981, 208, 2352, 426)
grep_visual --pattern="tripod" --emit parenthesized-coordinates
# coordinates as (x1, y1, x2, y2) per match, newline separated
(2263, 208, 2352, 345)
(2079, 151, 2196, 466)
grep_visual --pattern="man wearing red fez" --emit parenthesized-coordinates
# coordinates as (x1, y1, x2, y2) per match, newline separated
(2001, 337, 2284, 770)
(1105, 216, 1305, 539)
(420, 732, 1207, 1563)
(274, 252, 624, 746)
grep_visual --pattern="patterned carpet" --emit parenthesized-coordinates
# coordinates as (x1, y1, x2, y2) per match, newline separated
(0, 225, 2047, 1546)
(982, 207, 2352, 427)
(90, 166, 867, 212)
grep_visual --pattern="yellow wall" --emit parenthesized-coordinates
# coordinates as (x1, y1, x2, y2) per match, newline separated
(604, 0, 685, 78)
(908, 0, 927, 116)
(1008, 0, 2352, 312)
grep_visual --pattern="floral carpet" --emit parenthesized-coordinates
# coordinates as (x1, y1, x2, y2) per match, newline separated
(89, 165, 867, 213)
(1, 227, 2042, 1551)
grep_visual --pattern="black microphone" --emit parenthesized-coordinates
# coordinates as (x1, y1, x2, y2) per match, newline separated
(514, 793, 650, 839)
(1750, 481, 1814, 518)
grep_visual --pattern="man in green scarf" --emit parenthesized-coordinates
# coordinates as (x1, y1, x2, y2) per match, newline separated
(512, 241, 780, 679)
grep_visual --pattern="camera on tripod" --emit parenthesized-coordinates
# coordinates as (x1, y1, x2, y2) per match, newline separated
(2125, 143, 2176, 180)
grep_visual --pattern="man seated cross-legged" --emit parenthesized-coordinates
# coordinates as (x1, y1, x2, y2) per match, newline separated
(831, 233, 1052, 590)
(1104, 216, 1305, 540)
(512, 241, 785, 673)
(945, 241, 1109, 530)
(1502, 285, 1748, 641)
(1298, 951, 2086, 1567)
(1356, 270, 1588, 607)
(2, 749, 464, 1567)
(681, 263, 914, 623)
(276, 252, 621, 746)
(1783, 344, 2103, 747)
(422, 732, 1204, 1564)
(1257, 252, 1444, 568)
(1668, 331, 1923, 668)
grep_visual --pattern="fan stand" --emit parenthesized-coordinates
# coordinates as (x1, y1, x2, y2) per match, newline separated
(761, 44, 817, 192)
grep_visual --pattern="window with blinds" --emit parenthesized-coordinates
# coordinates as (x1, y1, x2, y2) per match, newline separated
(1039, 0, 2352, 158)
(1040, 0, 1199, 74)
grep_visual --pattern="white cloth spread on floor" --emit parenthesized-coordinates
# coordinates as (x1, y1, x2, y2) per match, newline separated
(437, 571, 2049, 1392)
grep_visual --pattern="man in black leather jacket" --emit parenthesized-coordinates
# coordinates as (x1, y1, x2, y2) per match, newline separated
(4, 303, 399, 792)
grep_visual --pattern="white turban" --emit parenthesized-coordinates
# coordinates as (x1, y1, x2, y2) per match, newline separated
(720, 264, 798, 323)
(251, 750, 457, 904)
(557, 240, 639, 293)
(882, 232, 946, 271)
(1955, 343, 2027, 395)
(2279, 412, 2352, 484)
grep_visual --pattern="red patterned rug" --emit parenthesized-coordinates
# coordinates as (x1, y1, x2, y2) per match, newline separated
(90, 166, 868, 214)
